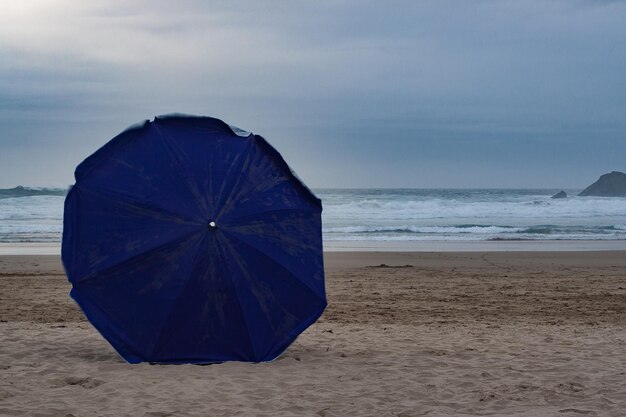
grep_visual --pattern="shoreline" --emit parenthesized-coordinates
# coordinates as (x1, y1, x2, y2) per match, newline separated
(2, 239, 626, 255)
(324, 239, 626, 252)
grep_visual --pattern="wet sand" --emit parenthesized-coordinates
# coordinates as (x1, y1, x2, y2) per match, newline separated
(1, 251, 625, 416)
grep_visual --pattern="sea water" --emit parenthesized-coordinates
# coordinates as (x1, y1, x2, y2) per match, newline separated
(318, 188, 626, 242)
(0, 187, 65, 243)
(1, 187, 626, 243)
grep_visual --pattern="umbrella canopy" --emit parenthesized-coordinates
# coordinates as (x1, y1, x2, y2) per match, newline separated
(62, 115, 326, 364)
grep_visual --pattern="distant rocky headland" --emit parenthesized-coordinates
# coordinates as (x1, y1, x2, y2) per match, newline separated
(579, 171, 626, 197)
(0, 186, 67, 199)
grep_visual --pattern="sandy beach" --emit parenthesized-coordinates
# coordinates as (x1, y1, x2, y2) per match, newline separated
(1, 251, 625, 416)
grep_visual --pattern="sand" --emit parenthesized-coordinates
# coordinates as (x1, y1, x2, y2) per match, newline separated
(1, 251, 625, 416)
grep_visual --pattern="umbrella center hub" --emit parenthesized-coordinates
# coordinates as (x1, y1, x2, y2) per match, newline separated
(208, 221, 217, 230)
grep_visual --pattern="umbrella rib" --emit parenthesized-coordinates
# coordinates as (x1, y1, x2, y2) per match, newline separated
(70, 286, 146, 362)
(253, 136, 321, 209)
(78, 184, 204, 225)
(219, 229, 325, 301)
(146, 232, 209, 361)
(214, 138, 256, 220)
(214, 233, 258, 361)
(74, 229, 204, 285)
(220, 207, 317, 225)
(215, 165, 318, 220)
(262, 301, 327, 362)
(152, 123, 210, 218)
(216, 176, 287, 220)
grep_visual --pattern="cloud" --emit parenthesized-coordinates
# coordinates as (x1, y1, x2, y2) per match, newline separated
(1, 0, 625, 187)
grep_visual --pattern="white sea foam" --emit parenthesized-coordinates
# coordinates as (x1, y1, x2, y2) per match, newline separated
(319, 189, 626, 241)
(324, 196, 626, 221)
(1, 188, 626, 243)
(325, 225, 525, 234)
(0, 195, 64, 242)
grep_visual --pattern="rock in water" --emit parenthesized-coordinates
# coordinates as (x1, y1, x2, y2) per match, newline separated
(551, 191, 567, 199)
(579, 171, 626, 197)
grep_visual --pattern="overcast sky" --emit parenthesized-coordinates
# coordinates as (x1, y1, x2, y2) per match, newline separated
(1, 1, 625, 188)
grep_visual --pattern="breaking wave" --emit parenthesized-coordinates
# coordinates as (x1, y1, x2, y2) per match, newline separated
(2, 187, 626, 242)
(319, 189, 626, 241)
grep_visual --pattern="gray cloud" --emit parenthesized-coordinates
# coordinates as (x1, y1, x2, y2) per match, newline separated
(1, 0, 625, 188)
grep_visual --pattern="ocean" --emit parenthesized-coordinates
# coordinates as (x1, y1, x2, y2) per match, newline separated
(1, 187, 626, 243)
(320, 188, 626, 242)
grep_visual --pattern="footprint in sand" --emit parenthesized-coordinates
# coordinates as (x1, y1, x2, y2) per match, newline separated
(50, 376, 103, 389)
(558, 409, 596, 415)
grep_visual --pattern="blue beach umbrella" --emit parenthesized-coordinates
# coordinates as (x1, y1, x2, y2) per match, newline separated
(62, 115, 326, 364)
